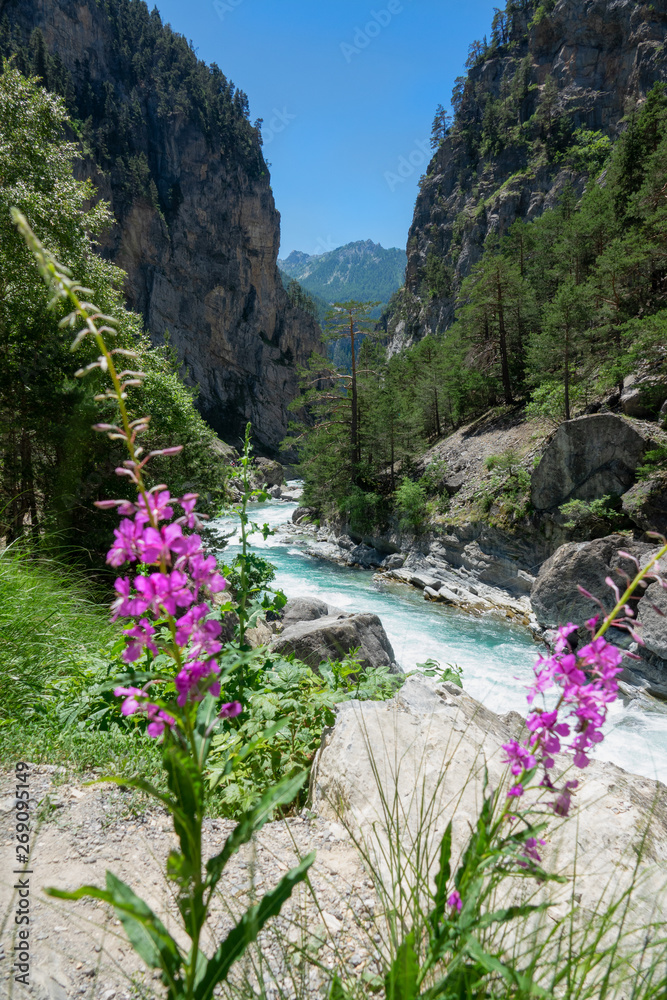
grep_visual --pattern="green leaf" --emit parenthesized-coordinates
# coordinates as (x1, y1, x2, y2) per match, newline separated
(194, 852, 315, 1000)
(384, 932, 420, 1000)
(205, 771, 307, 896)
(429, 821, 452, 933)
(329, 974, 353, 1000)
(45, 873, 182, 991)
(474, 902, 550, 930)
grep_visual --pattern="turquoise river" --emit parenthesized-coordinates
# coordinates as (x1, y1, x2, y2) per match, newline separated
(214, 496, 667, 784)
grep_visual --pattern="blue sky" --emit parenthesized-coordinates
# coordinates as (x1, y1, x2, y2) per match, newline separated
(153, 0, 500, 255)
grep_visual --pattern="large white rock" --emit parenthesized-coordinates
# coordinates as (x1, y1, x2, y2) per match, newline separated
(311, 676, 667, 940)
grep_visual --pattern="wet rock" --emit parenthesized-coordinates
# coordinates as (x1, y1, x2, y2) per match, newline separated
(292, 506, 318, 525)
(349, 544, 384, 568)
(531, 415, 652, 512)
(381, 553, 405, 570)
(620, 375, 667, 420)
(638, 581, 667, 662)
(281, 597, 330, 628)
(271, 613, 401, 674)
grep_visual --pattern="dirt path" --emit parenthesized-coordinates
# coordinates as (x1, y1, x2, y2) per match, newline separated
(0, 766, 380, 1000)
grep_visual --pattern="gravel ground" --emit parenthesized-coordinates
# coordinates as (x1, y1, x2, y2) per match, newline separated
(0, 766, 385, 1000)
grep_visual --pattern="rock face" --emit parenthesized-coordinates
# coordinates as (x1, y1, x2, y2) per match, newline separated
(531, 415, 651, 511)
(1, 0, 322, 455)
(311, 675, 667, 935)
(530, 534, 654, 628)
(636, 580, 667, 663)
(387, 0, 667, 347)
(272, 611, 401, 675)
(622, 474, 667, 536)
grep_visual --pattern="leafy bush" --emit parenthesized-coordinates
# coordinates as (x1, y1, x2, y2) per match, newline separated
(558, 494, 625, 532)
(395, 476, 430, 533)
(208, 648, 402, 816)
(637, 444, 667, 480)
(342, 485, 383, 534)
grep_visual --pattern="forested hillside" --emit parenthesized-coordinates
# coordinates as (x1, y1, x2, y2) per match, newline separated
(293, 0, 667, 537)
(387, 0, 667, 346)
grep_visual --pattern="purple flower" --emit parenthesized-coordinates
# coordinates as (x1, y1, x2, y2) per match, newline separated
(138, 522, 186, 565)
(146, 706, 175, 738)
(122, 619, 158, 663)
(447, 890, 462, 913)
(501, 740, 536, 776)
(507, 784, 524, 798)
(518, 836, 546, 867)
(552, 780, 578, 816)
(219, 701, 242, 719)
(174, 659, 221, 706)
(134, 570, 194, 616)
(114, 686, 144, 716)
(111, 577, 149, 620)
(107, 518, 145, 567)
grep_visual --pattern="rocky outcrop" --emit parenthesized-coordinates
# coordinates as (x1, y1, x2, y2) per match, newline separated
(530, 534, 654, 627)
(622, 474, 667, 537)
(254, 458, 284, 488)
(311, 675, 667, 932)
(530, 533, 667, 695)
(531, 415, 653, 511)
(387, 0, 667, 348)
(271, 606, 401, 675)
(1, 0, 322, 455)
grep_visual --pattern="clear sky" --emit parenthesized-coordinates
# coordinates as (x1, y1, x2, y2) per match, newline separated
(152, 0, 500, 256)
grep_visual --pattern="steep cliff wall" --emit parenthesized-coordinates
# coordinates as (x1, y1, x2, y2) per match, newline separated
(0, 0, 321, 455)
(388, 0, 667, 349)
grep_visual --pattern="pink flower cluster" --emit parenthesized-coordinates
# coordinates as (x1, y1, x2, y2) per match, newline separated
(501, 620, 623, 815)
(99, 487, 235, 736)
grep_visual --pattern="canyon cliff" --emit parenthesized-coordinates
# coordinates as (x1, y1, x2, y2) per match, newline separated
(0, 0, 322, 455)
(387, 0, 667, 348)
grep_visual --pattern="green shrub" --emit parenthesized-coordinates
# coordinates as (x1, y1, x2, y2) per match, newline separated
(207, 647, 402, 816)
(637, 444, 667, 480)
(558, 494, 625, 531)
(395, 476, 430, 533)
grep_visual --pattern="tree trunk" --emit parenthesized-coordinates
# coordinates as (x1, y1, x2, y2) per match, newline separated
(564, 321, 571, 421)
(496, 276, 513, 405)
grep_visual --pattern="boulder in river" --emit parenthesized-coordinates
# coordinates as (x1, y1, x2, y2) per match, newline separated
(310, 675, 667, 933)
(292, 505, 318, 525)
(254, 456, 284, 487)
(272, 612, 401, 674)
(530, 534, 654, 628)
(531, 415, 652, 511)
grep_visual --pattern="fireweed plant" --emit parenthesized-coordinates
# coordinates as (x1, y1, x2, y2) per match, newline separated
(359, 545, 667, 998)
(13, 211, 315, 1000)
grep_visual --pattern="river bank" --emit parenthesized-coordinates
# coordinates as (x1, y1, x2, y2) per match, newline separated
(213, 497, 667, 783)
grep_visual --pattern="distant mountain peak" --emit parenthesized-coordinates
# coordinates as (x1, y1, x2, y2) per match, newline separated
(278, 240, 406, 309)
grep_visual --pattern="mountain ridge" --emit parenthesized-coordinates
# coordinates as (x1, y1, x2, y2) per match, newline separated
(386, 0, 667, 350)
(279, 239, 406, 307)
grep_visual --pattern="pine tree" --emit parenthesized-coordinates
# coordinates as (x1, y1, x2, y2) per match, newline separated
(430, 103, 450, 149)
